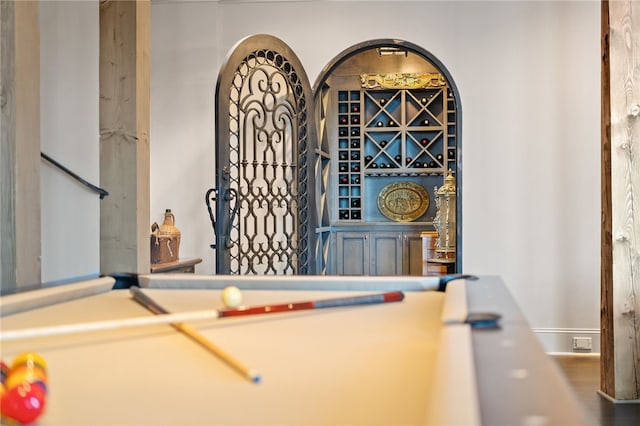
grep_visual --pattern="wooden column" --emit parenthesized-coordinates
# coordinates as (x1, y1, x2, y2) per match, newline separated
(601, 0, 640, 402)
(99, 0, 150, 275)
(0, 0, 41, 293)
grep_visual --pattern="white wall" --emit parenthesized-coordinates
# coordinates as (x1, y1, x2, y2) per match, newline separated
(39, 0, 100, 284)
(38, 0, 600, 352)
(150, 1, 221, 272)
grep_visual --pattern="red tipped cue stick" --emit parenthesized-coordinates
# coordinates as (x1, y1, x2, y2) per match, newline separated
(218, 291, 405, 317)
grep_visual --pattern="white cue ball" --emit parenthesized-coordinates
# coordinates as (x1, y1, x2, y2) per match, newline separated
(221, 286, 243, 308)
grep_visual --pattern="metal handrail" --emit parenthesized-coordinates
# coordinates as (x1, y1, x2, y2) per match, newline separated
(41, 152, 109, 199)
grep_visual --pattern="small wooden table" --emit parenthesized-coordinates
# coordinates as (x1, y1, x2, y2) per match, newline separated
(150, 257, 202, 274)
(426, 257, 456, 274)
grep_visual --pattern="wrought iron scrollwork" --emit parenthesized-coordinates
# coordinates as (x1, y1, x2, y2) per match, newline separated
(224, 48, 310, 275)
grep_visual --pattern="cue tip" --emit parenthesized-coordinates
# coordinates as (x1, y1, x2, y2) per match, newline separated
(250, 371, 262, 384)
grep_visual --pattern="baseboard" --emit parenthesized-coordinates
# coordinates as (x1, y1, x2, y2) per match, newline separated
(533, 328, 600, 354)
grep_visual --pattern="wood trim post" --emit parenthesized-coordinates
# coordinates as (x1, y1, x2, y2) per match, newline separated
(99, 0, 150, 275)
(601, 0, 640, 401)
(0, 0, 41, 293)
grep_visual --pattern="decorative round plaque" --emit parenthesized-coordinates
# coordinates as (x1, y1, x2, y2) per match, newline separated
(377, 181, 429, 222)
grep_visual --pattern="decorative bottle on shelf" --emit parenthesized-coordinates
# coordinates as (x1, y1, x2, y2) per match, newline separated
(150, 209, 181, 264)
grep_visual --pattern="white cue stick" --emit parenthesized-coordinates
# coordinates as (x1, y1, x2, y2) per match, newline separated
(0, 309, 221, 342)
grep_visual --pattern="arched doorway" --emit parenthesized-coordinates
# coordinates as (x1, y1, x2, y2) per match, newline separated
(313, 39, 462, 275)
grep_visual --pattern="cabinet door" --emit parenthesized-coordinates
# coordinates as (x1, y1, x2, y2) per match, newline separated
(336, 232, 369, 275)
(370, 232, 402, 275)
(402, 232, 424, 276)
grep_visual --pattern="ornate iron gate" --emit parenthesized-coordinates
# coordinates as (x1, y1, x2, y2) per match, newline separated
(208, 35, 316, 274)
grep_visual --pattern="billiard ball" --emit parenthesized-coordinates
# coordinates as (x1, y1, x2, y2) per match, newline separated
(221, 286, 243, 308)
(0, 382, 46, 424)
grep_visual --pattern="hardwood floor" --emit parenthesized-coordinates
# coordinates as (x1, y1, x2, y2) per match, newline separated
(553, 355, 640, 426)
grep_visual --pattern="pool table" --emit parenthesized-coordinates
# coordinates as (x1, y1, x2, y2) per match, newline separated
(0, 274, 587, 425)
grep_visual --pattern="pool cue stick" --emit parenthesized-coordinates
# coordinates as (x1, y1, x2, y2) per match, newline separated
(129, 287, 261, 384)
(0, 310, 220, 342)
(0, 291, 407, 342)
(218, 291, 405, 317)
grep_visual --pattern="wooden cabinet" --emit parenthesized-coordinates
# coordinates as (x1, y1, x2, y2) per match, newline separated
(333, 230, 422, 276)
(336, 232, 369, 275)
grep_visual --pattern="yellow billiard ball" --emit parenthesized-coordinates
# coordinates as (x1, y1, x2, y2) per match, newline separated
(221, 286, 242, 308)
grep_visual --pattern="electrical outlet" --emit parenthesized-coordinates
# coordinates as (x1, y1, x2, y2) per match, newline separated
(572, 337, 592, 351)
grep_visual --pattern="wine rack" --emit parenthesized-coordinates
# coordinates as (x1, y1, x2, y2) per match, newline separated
(363, 88, 449, 174)
(335, 86, 457, 222)
(337, 90, 362, 220)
